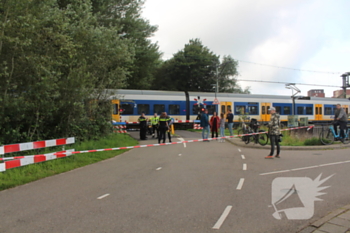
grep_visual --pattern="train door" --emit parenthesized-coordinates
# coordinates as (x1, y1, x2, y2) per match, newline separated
(343, 105, 348, 114)
(220, 102, 232, 120)
(111, 99, 120, 122)
(314, 104, 322, 121)
(261, 103, 271, 122)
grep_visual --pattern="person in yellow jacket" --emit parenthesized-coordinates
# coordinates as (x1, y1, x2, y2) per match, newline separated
(150, 113, 160, 138)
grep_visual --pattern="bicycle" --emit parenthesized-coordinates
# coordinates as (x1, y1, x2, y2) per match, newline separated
(319, 123, 350, 145)
(237, 119, 269, 146)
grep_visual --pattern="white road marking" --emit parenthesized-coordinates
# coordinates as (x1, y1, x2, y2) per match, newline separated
(238, 149, 241, 152)
(178, 138, 186, 148)
(212, 205, 232, 229)
(236, 178, 245, 190)
(241, 155, 245, 160)
(156, 167, 162, 170)
(178, 154, 182, 156)
(97, 194, 110, 200)
(243, 163, 247, 170)
(260, 159, 350, 176)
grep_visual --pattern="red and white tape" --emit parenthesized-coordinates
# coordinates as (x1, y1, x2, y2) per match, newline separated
(0, 137, 75, 155)
(0, 126, 313, 172)
(125, 120, 195, 124)
(51, 125, 314, 156)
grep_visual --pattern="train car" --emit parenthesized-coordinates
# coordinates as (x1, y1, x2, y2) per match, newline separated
(108, 89, 350, 125)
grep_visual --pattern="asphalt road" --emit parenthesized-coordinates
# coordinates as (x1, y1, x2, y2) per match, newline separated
(1, 130, 350, 233)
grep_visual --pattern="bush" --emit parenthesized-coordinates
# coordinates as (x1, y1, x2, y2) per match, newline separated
(303, 137, 322, 146)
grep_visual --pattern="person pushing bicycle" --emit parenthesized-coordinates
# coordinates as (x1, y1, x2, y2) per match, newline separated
(333, 104, 348, 142)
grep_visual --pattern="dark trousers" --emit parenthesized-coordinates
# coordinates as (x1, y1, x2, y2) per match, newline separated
(140, 127, 147, 140)
(211, 128, 218, 138)
(167, 130, 172, 142)
(334, 121, 347, 138)
(269, 135, 280, 156)
(152, 125, 159, 138)
(159, 127, 167, 143)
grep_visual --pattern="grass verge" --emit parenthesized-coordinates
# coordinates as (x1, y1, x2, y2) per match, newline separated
(0, 133, 138, 191)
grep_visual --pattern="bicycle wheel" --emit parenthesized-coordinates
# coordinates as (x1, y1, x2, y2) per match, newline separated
(237, 129, 243, 139)
(243, 129, 250, 144)
(319, 129, 334, 145)
(257, 130, 269, 146)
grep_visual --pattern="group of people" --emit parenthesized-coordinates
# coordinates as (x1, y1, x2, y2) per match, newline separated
(138, 112, 173, 143)
(199, 107, 282, 159)
(139, 104, 348, 160)
(200, 109, 234, 142)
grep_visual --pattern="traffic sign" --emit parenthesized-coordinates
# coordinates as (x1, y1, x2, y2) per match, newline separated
(212, 98, 220, 105)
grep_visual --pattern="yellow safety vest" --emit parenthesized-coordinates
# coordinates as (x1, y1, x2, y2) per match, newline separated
(150, 116, 159, 125)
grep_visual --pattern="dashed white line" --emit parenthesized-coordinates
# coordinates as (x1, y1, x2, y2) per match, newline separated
(212, 205, 232, 229)
(156, 167, 162, 170)
(236, 178, 245, 190)
(178, 138, 186, 148)
(97, 194, 110, 200)
(243, 164, 247, 171)
(238, 149, 241, 152)
(241, 155, 245, 160)
(260, 159, 350, 176)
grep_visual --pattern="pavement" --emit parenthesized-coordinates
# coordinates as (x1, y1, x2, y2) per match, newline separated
(1, 130, 350, 232)
(134, 130, 350, 233)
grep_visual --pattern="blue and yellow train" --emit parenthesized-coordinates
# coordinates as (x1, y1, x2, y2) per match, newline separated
(108, 89, 349, 125)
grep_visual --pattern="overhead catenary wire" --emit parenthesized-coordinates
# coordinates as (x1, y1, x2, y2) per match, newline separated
(236, 79, 340, 88)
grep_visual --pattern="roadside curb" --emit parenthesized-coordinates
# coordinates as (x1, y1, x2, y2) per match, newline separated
(225, 138, 350, 151)
(298, 205, 350, 233)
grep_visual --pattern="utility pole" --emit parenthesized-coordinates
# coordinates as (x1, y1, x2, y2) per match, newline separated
(341, 72, 350, 99)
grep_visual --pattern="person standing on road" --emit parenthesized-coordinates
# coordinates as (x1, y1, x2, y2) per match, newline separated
(219, 113, 226, 142)
(158, 112, 168, 144)
(266, 107, 281, 159)
(150, 113, 159, 139)
(200, 109, 210, 142)
(226, 110, 234, 136)
(138, 113, 148, 140)
(167, 114, 174, 143)
(333, 104, 348, 141)
(210, 111, 220, 139)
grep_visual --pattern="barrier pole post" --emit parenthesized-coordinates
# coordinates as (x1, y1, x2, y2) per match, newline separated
(171, 124, 175, 135)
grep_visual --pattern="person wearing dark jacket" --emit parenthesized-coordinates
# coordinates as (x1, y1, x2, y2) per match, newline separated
(158, 112, 168, 144)
(226, 110, 234, 136)
(138, 113, 148, 140)
(200, 109, 210, 142)
(333, 104, 348, 141)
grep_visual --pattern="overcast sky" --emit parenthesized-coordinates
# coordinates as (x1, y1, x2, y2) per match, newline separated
(141, 0, 350, 97)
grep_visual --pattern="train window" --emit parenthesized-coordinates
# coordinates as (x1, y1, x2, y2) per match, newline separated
(221, 105, 226, 114)
(154, 104, 165, 115)
(248, 106, 258, 115)
(325, 107, 332, 115)
(113, 104, 118, 115)
(169, 105, 180, 115)
(297, 107, 304, 115)
(235, 106, 246, 115)
(121, 103, 134, 115)
(284, 106, 291, 115)
(306, 107, 313, 115)
(275, 106, 281, 114)
(137, 104, 149, 115)
(262, 106, 266, 115)
(206, 105, 216, 115)
(319, 107, 322, 115)
(227, 105, 232, 112)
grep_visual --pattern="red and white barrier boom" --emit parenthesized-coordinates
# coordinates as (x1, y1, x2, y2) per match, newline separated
(0, 137, 75, 172)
